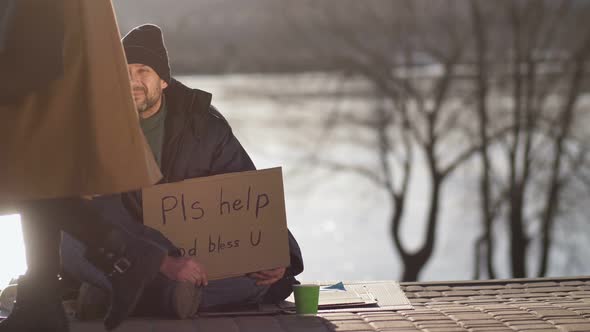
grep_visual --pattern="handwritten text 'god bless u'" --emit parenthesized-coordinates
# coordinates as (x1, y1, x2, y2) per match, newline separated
(175, 231, 262, 257)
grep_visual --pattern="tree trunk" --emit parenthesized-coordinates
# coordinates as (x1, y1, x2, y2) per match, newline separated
(538, 58, 584, 277)
(471, 0, 496, 280)
(509, 186, 527, 278)
(397, 173, 442, 281)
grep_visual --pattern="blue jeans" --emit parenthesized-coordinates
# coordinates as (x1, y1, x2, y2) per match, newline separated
(60, 195, 268, 313)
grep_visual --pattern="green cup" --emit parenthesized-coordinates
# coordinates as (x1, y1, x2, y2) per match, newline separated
(293, 284, 320, 315)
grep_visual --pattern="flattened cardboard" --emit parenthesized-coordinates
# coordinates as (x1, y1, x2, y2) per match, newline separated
(143, 168, 290, 280)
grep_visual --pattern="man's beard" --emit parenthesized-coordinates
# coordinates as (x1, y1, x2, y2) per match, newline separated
(134, 86, 161, 114)
(137, 96, 159, 114)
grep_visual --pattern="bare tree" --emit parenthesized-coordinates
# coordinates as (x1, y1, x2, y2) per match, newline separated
(279, 0, 590, 281)
(282, 0, 502, 281)
(469, 0, 590, 278)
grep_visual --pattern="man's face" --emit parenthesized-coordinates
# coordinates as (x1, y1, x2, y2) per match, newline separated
(128, 64, 168, 118)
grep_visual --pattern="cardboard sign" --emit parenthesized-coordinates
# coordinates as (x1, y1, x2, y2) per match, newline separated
(142, 168, 290, 280)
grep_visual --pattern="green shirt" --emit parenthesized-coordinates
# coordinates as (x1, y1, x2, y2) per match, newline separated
(139, 97, 167, 168)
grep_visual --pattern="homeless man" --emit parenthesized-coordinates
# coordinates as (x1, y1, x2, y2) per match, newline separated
(61, 24, 304, 319)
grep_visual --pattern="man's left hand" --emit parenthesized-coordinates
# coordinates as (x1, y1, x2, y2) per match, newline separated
(247, 267, 286, 286)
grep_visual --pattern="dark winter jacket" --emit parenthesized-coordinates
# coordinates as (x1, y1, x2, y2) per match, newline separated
(119, 79, 303, 303)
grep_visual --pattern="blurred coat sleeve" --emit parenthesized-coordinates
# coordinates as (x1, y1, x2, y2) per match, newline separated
(0, 0, 16, 52)
(0, 0, 65, 102)
(0, 0, 162, 205)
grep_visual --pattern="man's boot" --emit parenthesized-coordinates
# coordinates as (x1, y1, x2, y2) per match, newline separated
(133, 275, 201, 319)
(77, 280, 201, 320)
(85, 229, 167, 331)
(75, 282, 109, 321)
(170, 281, 201, 319)
(0, 275, 69, 332)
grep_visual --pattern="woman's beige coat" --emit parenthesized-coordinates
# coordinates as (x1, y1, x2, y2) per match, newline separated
(0, 0, 162, 209)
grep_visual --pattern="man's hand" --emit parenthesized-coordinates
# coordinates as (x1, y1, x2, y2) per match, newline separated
(160, 256, 208, 286)
(247, 267, 286, 286)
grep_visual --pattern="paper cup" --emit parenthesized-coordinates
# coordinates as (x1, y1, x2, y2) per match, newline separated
(293, 284, 320, 315)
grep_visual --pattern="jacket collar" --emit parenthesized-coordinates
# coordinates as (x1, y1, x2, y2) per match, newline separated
(164, 78, 212, 117)
(160, 78, 212, 181)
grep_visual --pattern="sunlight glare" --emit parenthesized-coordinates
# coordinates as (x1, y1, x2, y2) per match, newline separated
(0, 214, 27, 289)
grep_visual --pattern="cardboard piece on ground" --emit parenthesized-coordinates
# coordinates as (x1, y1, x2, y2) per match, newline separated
(281, 281, 413, 312)
(197, 281, 412, 317)
(142, 168, 290, 280)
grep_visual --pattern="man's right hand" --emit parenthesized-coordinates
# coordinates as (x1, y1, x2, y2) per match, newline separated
(160, 256, 209, 286)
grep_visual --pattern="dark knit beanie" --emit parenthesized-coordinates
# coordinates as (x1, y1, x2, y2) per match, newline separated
(122, 24, 171, 83)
